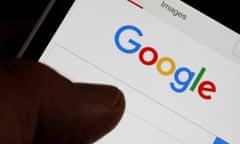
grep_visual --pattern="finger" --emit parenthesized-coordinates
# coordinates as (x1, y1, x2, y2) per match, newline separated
(0, 59, 125, 144)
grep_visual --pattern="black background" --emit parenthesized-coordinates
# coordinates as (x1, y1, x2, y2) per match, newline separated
(0, 0, 50, 59)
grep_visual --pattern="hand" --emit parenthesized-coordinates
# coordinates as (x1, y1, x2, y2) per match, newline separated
(0, 5, 125, 143)
(0, 0, 124, 144)
(0, 59, 125, 144)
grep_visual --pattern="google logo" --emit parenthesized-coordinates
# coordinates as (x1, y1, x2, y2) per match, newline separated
(114, 25, 216, 100)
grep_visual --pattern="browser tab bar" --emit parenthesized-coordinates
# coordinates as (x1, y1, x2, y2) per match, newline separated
(128, 0, 144, 9)
(160, 0, 187, 20)
(233, 40, 240, 57)
(135, 0, 240, 65)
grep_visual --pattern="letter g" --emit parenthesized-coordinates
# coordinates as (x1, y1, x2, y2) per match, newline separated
(114, 25, 143, 54)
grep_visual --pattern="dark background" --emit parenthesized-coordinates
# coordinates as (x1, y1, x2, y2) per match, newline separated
(0, 0, 50, 59)
(181, 0, 240, 33)
(0, 0, 239, 60)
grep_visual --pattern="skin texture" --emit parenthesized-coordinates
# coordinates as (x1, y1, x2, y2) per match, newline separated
(0, 2, 125, 143)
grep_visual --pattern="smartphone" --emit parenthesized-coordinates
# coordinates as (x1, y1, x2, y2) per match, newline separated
(18, 0, 240, 143)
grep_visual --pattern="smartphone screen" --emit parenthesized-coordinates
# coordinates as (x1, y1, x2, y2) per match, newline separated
(38, 0, 240, 143)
